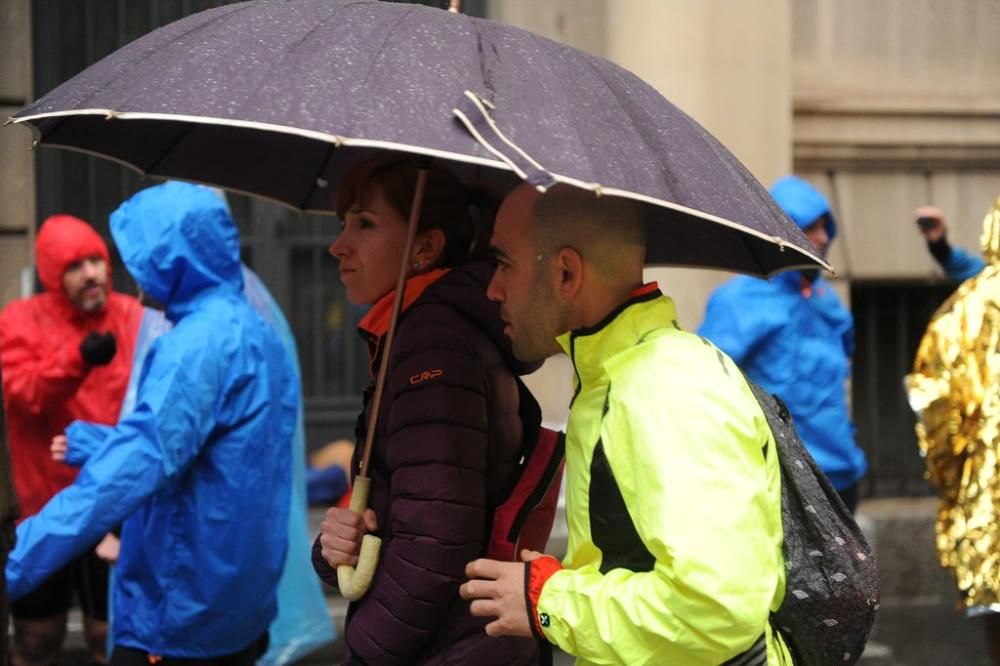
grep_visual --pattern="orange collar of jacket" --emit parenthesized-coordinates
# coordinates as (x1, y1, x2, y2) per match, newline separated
(359, 268, 450, 339)
(630, 281, 659, 299)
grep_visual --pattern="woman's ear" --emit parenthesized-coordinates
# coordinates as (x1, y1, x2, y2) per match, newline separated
(411, 228, 446, 271)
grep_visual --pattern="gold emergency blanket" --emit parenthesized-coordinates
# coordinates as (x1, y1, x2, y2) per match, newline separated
(906, 196, 1000, 611)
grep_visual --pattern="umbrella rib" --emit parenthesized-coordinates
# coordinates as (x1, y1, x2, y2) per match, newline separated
(299, 141, 338, 211)
(355, 6, 419, 94)
(471, 18, 498, 99)
(575, 55, 676, 191)
(32, 113, 72, 147)
(546, 43, 605, 183)
(140, 122, 198, 175)
(739, 221, 770, 278)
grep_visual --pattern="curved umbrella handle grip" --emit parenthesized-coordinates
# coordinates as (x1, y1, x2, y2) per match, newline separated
(336, 476, 382, 601)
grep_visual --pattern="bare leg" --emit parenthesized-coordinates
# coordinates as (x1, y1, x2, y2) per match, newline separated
(981, 614, 1000, 665)
(11, 615, 67, 666)
(83, 615, 109, 665)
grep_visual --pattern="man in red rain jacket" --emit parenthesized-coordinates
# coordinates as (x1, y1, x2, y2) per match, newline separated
(0, 214, 142, 666)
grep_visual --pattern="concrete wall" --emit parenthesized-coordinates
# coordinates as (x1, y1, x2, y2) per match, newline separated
(0, 0, 34, 307)
(792, 0, 1000, 279)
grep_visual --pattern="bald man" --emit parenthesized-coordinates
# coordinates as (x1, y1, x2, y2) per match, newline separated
(460, 184, 793, 665)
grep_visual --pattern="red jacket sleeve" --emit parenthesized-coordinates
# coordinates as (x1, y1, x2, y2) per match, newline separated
(0, 301, 88, 417)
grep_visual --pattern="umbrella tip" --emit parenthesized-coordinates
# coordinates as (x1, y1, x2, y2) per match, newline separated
(2, 117, 14, 127)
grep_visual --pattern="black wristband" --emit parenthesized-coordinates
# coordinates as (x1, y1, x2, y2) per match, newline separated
(927, 236, 952, 267)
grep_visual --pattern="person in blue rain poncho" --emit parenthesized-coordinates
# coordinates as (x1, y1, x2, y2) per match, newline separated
(114, 181, 336, 665)
(5, 181, 299, 663)
(699, 175, 868, 512)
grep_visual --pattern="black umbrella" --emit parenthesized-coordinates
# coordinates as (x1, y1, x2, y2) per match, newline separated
(6, 0, 830, 599)
(9, 0, 827, 276)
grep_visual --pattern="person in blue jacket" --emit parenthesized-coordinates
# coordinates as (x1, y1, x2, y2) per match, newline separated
(699, 175, 867, 512)
(5, 181, 298, 664)
(118, 259, 336, 665)
(914, 204, 987, 281)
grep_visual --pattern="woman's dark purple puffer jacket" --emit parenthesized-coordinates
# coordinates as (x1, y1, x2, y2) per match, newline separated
(313, 260, 542, 665)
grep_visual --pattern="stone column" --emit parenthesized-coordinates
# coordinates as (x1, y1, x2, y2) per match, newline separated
(0, 0, 35, 308)
(605, 0, 792, 329)
(0, 1, 32, 649)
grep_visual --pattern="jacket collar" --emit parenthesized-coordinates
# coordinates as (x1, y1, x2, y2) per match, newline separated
(773, 269, 803, 290)
(773, 269, 829, 298)
(556, 282, 674, 390)
(359, 268, 449, 339)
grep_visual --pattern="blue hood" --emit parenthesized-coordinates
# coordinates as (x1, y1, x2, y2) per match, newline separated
(111, 181, 243, 313)
(769, 176, 837, 241)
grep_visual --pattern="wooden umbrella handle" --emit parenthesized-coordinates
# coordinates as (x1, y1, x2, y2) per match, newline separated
(336, 476, 382, 601)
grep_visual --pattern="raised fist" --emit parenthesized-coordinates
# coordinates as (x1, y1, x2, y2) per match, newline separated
(80, 331, 117, 366)
(915, 206, 948, 243)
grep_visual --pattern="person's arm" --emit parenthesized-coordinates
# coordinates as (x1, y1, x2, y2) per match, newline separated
(61, 422, 116, 467)
(342, 313, 494, 665)
(915, 206, 986, 281)
(530, 372, 783, 663)
(941, 246, 986, 282)
(0, 305, 90, 416)
(6, 326, 223, 599)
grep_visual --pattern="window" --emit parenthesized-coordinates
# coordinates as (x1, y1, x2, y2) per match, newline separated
(850, 280, 957, 497)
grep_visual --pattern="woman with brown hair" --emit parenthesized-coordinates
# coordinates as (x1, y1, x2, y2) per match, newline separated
(312, 153, 541, 665)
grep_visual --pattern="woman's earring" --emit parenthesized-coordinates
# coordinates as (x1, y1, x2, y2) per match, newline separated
(412, 261, 422, 270)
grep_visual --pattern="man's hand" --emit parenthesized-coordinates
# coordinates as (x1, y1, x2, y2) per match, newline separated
(95, 532, 121, 564)
(460, 550, 545, 638)
(51, 435, 68, 462)
(915, 206, 948, 243)
(79, 331, 117, 366)
(318, 506, 377, 568)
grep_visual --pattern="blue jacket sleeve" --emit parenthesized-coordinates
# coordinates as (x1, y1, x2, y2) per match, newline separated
(698, 285, 767, 365)
(63, 422, 115, 467)
(943, 246, 986, 282)
(6, 326, 224, 600)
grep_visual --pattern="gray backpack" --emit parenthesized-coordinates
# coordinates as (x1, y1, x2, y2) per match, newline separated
(747, 380, 880, 665)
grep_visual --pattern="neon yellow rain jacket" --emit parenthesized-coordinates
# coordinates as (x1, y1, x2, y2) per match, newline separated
(534, 288, 792, 665)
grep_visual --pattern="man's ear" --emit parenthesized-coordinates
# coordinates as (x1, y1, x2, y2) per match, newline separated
(412, 229, 446, 269)
(554, 247, 583, 298)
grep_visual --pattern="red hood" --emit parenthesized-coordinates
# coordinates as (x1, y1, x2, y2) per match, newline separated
(35, 214, 112, 315)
